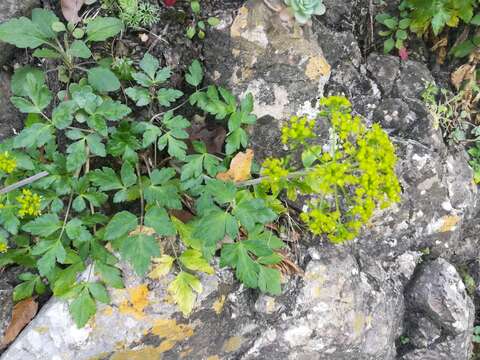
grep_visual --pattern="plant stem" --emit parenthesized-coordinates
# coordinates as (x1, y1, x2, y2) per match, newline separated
(136, 164, 145, 225)
(235, 169, 312, 187)
(0, 171, 49, 195)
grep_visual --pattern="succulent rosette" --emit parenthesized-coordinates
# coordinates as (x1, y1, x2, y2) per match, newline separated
(284, 0, 326, 24)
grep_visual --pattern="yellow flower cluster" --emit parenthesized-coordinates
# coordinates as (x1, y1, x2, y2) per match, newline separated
(264, 95, 401, 244)
(261, 158, 289, 194)
(0, 152, 16, 174)
(0, 242, 8, 253)
(16, 189, 42, 218)
(281, 115, 315, 146)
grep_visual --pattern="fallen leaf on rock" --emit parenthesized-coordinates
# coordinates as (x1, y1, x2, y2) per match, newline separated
(217, 149, 254, 182)
(61, 0, 85, 23)
(451, 64, 475, 90)
(0, 298, 38, 348)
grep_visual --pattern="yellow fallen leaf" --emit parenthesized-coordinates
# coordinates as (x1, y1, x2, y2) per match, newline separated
(217, 149, 254, 182)
(148, 255, 175, 280)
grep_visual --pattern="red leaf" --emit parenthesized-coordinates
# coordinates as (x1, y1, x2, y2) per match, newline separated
(163, 0, 177, 6)
(61, 0, 85, 23)
(399, 47, 409, 61)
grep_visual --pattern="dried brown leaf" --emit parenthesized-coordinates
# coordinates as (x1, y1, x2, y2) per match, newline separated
(451, 64, 474, 90)
(217, 149, 254, 182)
(61, 0, 85, 23)
(1, 298, 38, 348)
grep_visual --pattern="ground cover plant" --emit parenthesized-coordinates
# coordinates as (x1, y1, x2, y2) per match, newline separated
(0, 6, 400, 328)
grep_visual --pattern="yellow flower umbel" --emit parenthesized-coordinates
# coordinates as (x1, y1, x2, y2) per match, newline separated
(16, 189, 42, 218)
(281, 115, 316, 147)
(0, 242, 8, 253)
(0, 152, 16, 174)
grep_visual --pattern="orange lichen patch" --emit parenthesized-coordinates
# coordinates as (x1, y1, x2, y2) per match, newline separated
(305, 55, 331, 80)
(439, 215, 460, 232)
(34, 326, 49, 334)
(110, 346, 163, 360)
(230, 6, 248, 38)
(179, 348, 193, 358)
(207, 356, 221, 360)
(151, 319, 194, 342)
(102, 306, 114, 317)
(119, 285, 150, 319)
(212, 295, 226, 315)
(222, 336, 244, 353)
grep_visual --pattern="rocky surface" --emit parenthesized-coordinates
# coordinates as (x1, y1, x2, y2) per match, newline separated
(0, 72, 23, 141)
(0, 282, 13, 341)
(2, 0, 480, 359)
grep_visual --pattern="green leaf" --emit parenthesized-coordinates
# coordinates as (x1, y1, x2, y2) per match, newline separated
(89, 167, 123, 191)
(13, 279, 35, 302)
(31, 8, 59, 39)
(207, 17, 221, 26)
(132, 72, 153, 87)
(220, 242, 259, 288)
(258, 266, 281, 295)
(155, 67, 172, 84)
(398, 18, 411, 29)
(121, 233, 160, 275)
(65, 218, 92, 242)
(69, 40, 92, 59)
(120, 161, 137, 187)
(205, 180, 237, 205)
(171, 217, 202, 250)
(144, 183, 182, 209)
(13, 123, 53, 149)
(383, 37, 395, 54)
(70, 287, 96, 328)
(396, 29, 407, 40)
(66, 139, 87, 172)
(225, 128, 248, 155)
(144, 207, 175, 236)
(451, 40, 476, 58)
(139, 53, 159, 79)
(104, 211, 138, 241)
(186, 26, 196, 39)
(11, 67, 45, 97)
(126, 87, 151, 106)
(179, 249, 214, 274)
(471, 14, 480, 25)
(194, 208, 238, 258)
(0, 17, 47, 49)
(186, 60, 203, 87)
(23, 214, 61, 237)
(157, 88, 183, 107)
(191, 1, 200, 13)
(233, 198, 277, 232)
(52, 101, 78, 129)
(168, 271, 202, 316)
(88, 67, 120, 93)
(33, 48, 62, 59)
(158, 133, 187, 160)
(383, 18, 398, 30)
(95, 262, 124, 288)
(87, 282, 110, 303)
(86, 134, 107, 157)
(86, 17, 124, 42)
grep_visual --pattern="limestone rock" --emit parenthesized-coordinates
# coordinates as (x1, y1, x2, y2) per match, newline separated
(0, 282, 13, 341)
(0, 72, 23, 141)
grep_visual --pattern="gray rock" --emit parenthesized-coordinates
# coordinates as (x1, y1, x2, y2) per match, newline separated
(0, 72, 23, 141)
(0, 0, 39, 66)
(366, 54, 400, 95)
(407, 259, 474, 336)
(0, 282, 13, 340)
(393, 60, 434, 100)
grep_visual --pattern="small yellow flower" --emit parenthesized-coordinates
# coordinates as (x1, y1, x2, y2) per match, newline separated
(0, 152, 16, 174)
(0, 242, 8, 253)
(16, 189, 42, 218)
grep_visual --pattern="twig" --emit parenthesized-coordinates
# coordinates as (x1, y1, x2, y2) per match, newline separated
(0, 171, 49, 195)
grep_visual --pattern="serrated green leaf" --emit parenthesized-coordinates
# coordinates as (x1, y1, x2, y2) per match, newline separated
(0, 17, 47, 49)
(86, 134, 106, 157)
(220, 242, 258, 288)
(95, 261, 124, 288)
(186, 60, 203, 87)
(139, 52, 159, 79)
(66, 139, 87, 172)
(70, 287, 96, 328)
(120, 233, 160, 275)
(104, 211, 138, 241)
(52, 100, 78, 129)
(13, 123, 54, 149)
(157, 88, 183, 107)
(89, 167, 123, 191)
(87, 282, 110, 303)
(258, 266, 281, 295)
(180, 249, 214, 274)
(23, 214, 61, 237)
(168, 271, 202, 316)
(233, 198, 277, 232)
(126, 87, 151, 106)
(144, 207, 175, 236)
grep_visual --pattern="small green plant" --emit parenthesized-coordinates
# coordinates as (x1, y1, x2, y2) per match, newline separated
(101, 0, 160, 29)
(474, 326, 480, 343)
(185, 0, 220, 40)
(283, 0, 326, 24)
(376, 3, 411, 54)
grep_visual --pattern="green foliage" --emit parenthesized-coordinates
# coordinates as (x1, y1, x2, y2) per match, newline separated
(378, 0, 480, 58)
(375, 9, 411, 54)
(118, 0, 160, 28)
(284, 0, 326, 24)
(0, 8, 400, 328)
(184, 0, 220, 40)
(474, 326, 480, 343)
